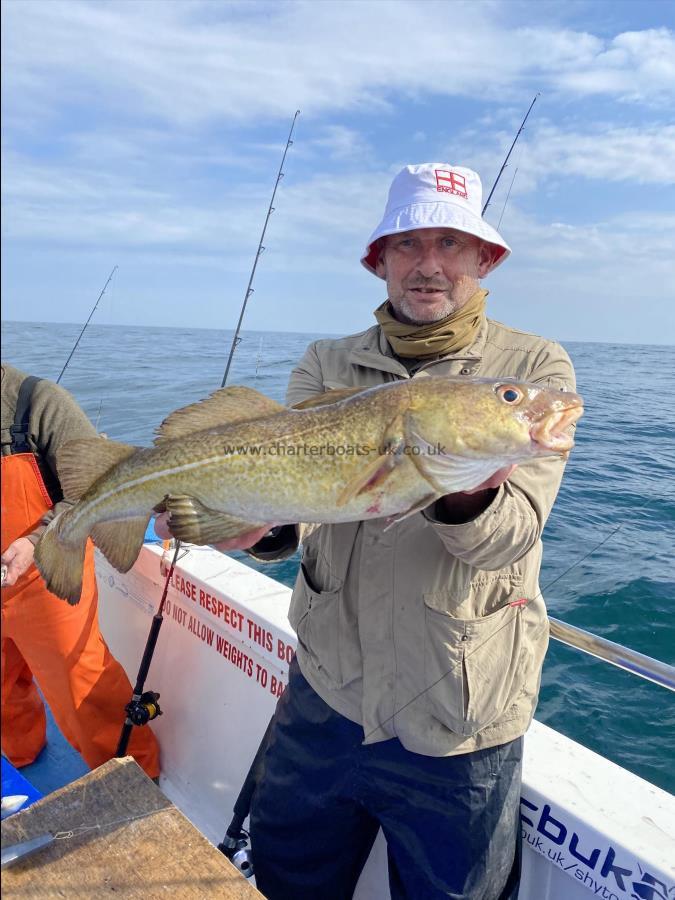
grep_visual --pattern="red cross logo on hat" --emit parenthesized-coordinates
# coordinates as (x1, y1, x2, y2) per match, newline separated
(435, 169, 468, 198)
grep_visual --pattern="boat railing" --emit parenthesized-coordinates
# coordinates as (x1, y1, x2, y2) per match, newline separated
(548, 616, 675, 692)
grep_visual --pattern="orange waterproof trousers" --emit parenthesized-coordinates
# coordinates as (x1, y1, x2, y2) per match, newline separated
(1, 453, 160, 777)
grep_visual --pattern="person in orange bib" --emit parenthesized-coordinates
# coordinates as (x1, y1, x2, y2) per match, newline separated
(1, 362, 160, 778)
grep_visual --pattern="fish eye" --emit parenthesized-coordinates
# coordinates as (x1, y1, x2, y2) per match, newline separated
(498, 386, 522, 404)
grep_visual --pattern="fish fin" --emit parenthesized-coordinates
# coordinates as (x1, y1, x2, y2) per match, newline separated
(336, 453, 399, 507)
(336, 417, 406, 508)
(155, 386, 285, 443)
(291, 387, 367, 410)
(34, 516, 87, 605)
(410, 430, 509, 494)
(383, 493, 439, 531)
(91, 514, 151, 573)
(56, 438, 137, 501)
(164, 495, 262, 545)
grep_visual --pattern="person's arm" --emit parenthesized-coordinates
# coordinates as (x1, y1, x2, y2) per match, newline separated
(432, 465, 517, 523)
(27, 379, 101, 544)
(1, 379, 100, 586)
(422, 343, 577, 570)
(284, 341, 326, 408)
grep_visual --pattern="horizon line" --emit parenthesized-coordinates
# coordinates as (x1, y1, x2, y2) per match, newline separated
(2, 318, 673, 349)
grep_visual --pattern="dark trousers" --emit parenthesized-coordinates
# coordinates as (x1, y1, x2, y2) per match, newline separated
(250, 659, 523, 900)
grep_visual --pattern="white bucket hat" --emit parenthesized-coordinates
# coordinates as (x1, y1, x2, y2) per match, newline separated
(361, 163, 511, 278)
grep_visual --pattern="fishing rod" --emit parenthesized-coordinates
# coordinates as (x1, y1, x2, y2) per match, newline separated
(221, 110, 301, 388)
(56, 265, 118, 385)
(114, 542, 181, 759)
(497, 166, 519, 231)
(115, 113, 301, 776)
(482, 93, 539, 217)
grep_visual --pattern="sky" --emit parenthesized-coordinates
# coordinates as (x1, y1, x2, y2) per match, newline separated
(1, 0, 674, 345)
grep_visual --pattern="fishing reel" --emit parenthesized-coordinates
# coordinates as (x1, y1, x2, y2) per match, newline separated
(124, 691, 162, 727)
(217, 824, 254, 878)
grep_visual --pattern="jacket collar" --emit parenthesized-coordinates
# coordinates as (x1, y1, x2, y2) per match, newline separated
(347, 317, 488, 379)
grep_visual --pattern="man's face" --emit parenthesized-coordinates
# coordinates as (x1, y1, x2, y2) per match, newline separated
(375, 227, 495, 325)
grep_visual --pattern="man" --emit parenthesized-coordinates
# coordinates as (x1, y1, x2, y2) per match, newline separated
(184, 163, 575, 898)
(1, 362, 160, 779)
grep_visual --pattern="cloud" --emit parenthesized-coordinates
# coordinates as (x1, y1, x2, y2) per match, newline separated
(2, 1, 673, 133)
(458, 122, 675, 211)
(481, 204, 675, 344)
(506, 208, 675, 272)
(1, 139, 381, 263)
(555, 28, 675, 104)
(304, 125, 372, 161)
(1, 147, 260, 251)
(2, 1, 673, 343)
(529, 124, 675, 185)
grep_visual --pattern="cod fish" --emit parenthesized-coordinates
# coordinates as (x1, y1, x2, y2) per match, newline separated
(35, 378, 583, 604)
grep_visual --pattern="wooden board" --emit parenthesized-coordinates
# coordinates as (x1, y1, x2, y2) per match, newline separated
(1, 756, 264, 898)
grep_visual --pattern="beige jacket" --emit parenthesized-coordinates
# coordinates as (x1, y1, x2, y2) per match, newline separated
(257, 316, 576, 756)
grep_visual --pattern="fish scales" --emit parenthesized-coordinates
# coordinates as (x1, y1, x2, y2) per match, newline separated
(73, 386, 411, 523)
(34, 378, 583, 603)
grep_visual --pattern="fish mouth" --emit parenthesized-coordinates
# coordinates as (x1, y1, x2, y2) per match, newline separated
(530, 404, 584, 454)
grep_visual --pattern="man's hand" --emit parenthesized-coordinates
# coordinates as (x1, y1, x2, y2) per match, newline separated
(153, 512, 173, 541)
(211, 526, 275, 552)
(437, 465, 517, 524)
(1, 537, 36, 587)
(153, 512, 272, 552)
(462, 465, 517, 494)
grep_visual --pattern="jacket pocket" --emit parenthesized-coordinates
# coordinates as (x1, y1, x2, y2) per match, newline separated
(288, 563, 345, 690)
(423, 590, 524, 736)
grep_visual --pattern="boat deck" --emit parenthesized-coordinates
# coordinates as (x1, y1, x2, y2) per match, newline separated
(2, 756, 263, 898)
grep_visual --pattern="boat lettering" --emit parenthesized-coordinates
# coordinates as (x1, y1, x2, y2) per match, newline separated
(247, 619, 273, 652)
(214, 633, 254, 678)
(245, 620, 295, 666)
(269, 674, 285, 698)
(520, 798, 673, 900)
(170, 573, 197, 601)
(277, 638, 295, 664)
(198, 587, 245, 631)
(165, 596, 287, 696)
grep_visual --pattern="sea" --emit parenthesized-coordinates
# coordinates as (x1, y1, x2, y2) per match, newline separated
(2, 320, 674, 796)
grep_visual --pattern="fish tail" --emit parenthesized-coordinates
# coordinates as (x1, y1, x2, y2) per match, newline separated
(34, 512, 88, 605)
